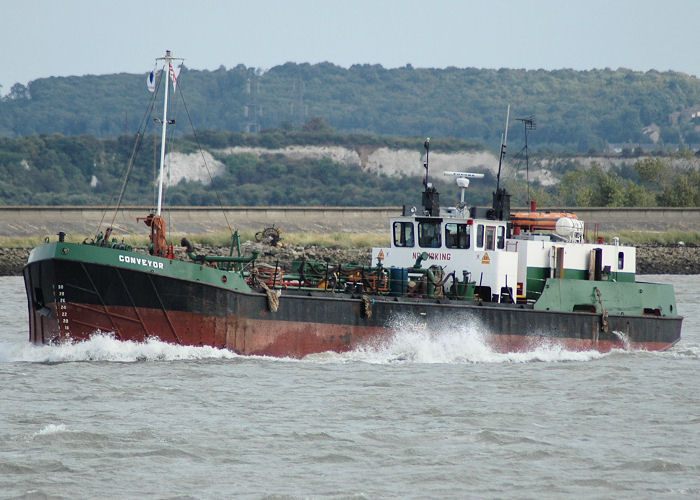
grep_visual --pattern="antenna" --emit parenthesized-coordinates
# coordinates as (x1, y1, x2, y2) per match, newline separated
(443, 171, 486, 178)
(423, 137, 430, 187)
(515, 116, 536, 208)
(245, 69, 261, 133)
(292, 74, 307, 125)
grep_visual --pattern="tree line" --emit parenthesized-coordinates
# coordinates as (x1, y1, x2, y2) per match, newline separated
(2, 64, 700, 152)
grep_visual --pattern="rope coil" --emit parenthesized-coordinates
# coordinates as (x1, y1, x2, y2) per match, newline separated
(595, 287, 609, 333)
(361, 294, 373, 318)
(260, 281, 281, 312)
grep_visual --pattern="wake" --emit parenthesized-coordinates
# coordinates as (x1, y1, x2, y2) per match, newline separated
(304, 317, 608, 364)
(0, 333, 239, 363)
(2, 323, 695, 365)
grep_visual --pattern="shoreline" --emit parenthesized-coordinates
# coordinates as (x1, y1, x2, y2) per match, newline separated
(2, 243, 699, 277)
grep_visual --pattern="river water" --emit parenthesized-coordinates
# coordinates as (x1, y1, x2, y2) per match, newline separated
(1, 275, 698, 499)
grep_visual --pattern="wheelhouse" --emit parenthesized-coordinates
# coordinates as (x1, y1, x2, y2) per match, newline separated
(390, 217, 507, 252)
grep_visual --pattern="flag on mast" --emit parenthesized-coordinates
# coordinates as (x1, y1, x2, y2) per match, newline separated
(146, 65, 156, 92)
(169, 63, 181, 92)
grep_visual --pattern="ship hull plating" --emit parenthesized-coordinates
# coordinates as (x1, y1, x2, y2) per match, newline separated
(24, 255, 682, 357)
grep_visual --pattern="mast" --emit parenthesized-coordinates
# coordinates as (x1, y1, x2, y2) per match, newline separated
(495, 104, 510, 193)
(421, 137, 440, 216)
(154, 50, 183, 216)
(492, 105, 511, 221)
(423, 137, 430, 187)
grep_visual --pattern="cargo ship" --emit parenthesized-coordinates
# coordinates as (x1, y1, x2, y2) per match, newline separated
(23, 52, 682, 357)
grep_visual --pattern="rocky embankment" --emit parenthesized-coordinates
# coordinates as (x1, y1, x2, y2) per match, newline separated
(635, 244, 700, 274)
(1, 243, 698, 276)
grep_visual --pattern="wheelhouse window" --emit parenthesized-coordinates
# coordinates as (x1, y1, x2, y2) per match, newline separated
(418, 221, 442, 248)
(618, 251, 624, 269)
(485, 226, 496, 250)
(445, 223, 470, 249)
(497, 226, 505, 249)
(476, 224, 484, 248)
(393, 221, 415, 247)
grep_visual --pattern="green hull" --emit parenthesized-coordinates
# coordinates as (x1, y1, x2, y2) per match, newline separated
(27, 242, 252, 292)
(526, 267, 636, 300)
(534, 278, 679, 317)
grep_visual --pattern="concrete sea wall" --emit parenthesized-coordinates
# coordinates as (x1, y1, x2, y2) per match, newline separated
(2, 206, 700, 237)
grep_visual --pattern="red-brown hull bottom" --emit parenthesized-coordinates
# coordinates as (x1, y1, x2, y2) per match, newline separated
(35, 301, 676, 358)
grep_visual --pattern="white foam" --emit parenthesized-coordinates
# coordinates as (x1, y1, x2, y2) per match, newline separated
(650, 343, 700, 360)
(33, 423, 67, 437)
(3, 326, 691, 366)
(0, 333, 240, 363)
(319, 317, 607, 365)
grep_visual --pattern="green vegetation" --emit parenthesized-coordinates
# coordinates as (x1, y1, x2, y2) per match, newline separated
(185, 231, 388, 249)
(0, 127, 488, 207)
(277, 231, 388, 249)
(184, 123, 481, 152)
(3, 64, 700, 209)
(3, 65, 700, 151)
(0, 134, 155, 206)
(0, 231, 389, 249)
(0, 128, 698, 208)
(554, 158, 700, 207)
(597, 230, 700, 246)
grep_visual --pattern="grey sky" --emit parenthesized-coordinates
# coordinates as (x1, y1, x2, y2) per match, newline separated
(2, 0, 698, 95)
